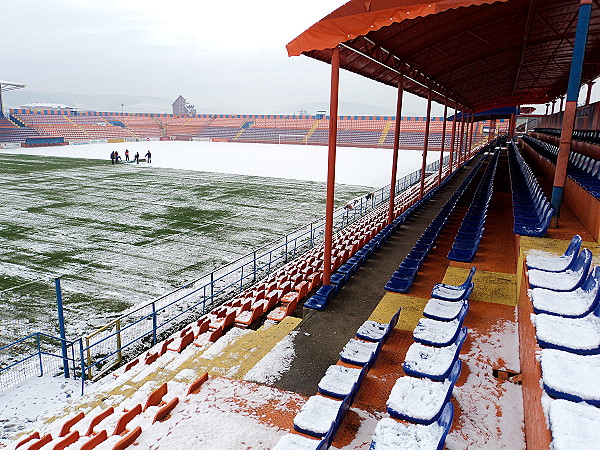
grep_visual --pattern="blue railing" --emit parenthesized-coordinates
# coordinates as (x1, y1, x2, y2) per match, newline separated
(1, 153, 457, 391)
(0, 333, 78, 390)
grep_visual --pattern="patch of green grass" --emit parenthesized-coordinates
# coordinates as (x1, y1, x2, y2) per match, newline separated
(0, 223, 34, 240)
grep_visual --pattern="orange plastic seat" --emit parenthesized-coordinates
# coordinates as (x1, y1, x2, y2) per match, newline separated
(113, 404, 141, 436)
(86, 407, 114, 436)
(143, 383, 167, 411)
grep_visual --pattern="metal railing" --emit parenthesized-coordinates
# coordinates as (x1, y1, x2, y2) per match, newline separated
(1, 154, 454, 391)
(0, 332, 78, 390)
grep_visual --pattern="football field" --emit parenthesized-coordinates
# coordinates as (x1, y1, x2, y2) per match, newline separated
(0, 152, 368, 342)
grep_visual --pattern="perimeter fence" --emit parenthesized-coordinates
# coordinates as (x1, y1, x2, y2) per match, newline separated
(0, 154, 456, 391)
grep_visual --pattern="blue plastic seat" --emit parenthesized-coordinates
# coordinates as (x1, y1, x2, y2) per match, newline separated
(369, 402, 454, 450)
(356, 307, 401, 342)
(532, 267, 600, 317)
(304, 285, 336, 311)
(541, 349, 600, 407)
(526, 235, 582, 272)
(535, 301, 600, 355)
(339, 338, 381, 366)
(403, 327, 467, 381)
(318, 364, 368, 399)
(528, 248, 592, 291)
(413, 303, 469, 347)
(431, 266, 476, 301)
(387, 360, 461, 424)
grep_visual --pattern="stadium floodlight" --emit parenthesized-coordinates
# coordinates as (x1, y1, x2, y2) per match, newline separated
(0, 80, 26, 118)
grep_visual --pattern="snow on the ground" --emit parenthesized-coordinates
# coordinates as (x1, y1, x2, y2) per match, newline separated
(0, 375, 90, 445)
(446, 318, 524, 450)
(243, 331, 297, 385)
(0, 140, 444, 188)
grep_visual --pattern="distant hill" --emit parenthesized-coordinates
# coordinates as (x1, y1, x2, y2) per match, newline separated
(6, 91, 173, 114)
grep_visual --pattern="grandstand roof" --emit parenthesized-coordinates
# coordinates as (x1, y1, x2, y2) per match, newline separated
(0, 80, 26, 92)
(287, 0, 600, 112)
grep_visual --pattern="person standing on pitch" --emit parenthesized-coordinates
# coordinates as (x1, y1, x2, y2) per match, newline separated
(134, 152, 139, 164)
(145, 150, 152, 163)
(110, 151, 115, 164)
(125, 149, 130, 161)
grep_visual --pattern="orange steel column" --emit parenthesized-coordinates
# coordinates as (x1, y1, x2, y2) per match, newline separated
(419, 91, 432, 199)
(489, 119, 496, 142)
(468, 113, 474, 160)
(449, 104, 458, 172)
(508, 113, 516, 140)
(388, 76, 404, 225)
(323, 46, 340, 287)
(438, 101, 448, 185)
(459, 110, 466, 166)
(551, 0, 593, 224)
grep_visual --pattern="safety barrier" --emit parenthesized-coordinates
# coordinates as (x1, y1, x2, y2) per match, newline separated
(0, 333, 78, 390)
(1, 155, 454, 391)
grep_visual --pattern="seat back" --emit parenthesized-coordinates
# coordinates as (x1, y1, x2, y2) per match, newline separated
(580, 266, 600, 294)
(447, 359, 462, 387)
(435, 403, 455, 450)
(462, 266, 477, 288)
(571, 248, 593, 276)
(563, 234, 582, 258)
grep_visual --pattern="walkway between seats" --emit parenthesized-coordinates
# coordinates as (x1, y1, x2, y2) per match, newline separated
(274, 155, 484, 396)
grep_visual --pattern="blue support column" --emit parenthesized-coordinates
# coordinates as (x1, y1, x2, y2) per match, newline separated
(55, 277, 70, 378)
(551, 0, 593, 222)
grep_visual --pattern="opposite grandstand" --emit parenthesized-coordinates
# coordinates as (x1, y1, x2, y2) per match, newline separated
(0, 108, 506, 149)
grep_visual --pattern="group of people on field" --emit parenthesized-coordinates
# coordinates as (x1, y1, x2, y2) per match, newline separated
(110, 149, 151, 164)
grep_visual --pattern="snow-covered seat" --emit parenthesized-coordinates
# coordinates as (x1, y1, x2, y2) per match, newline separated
(387, 360, 461, 425)
(541, 349, 600, 407)
(317, 364, 367, 399)
(535, 305, 600, 355)
(526, 234, 582, 272)
(531, 267, 600, 318)
(430, 266, 475, 301)
(293, 393, 352, 439)
(548, 399, 600, 450)
(413, 303, 468, 347)
(528, 249, 592, 291)
(423, 298, 467, 322)
(369, 402, 454, 450)
(404, 327, 467, 381)
(339, 338, 381, 366)
(273, 427, 334, 450)
(356, 307, 401, 342)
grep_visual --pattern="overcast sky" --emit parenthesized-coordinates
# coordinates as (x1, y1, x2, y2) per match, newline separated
(2, 1, 596, 116)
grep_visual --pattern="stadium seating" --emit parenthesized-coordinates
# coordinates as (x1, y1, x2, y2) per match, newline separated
(507, 141, 553, 236)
